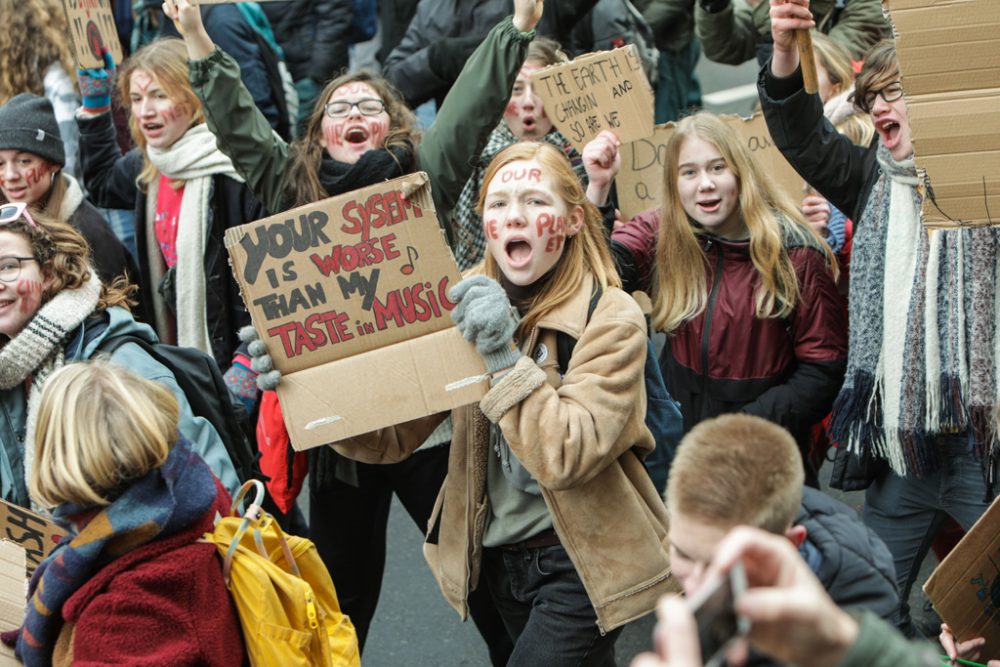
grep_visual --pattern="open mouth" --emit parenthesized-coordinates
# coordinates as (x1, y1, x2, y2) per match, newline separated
(344, 127, 370, 144)
(505, 239, 532, 267)
(142, 122, 164, 134)
(876, 120, 900, 147)
(522, 116, 536, 131)
(3, 186, 26, 199)
(0, 298, 14, 311)
(697, 199, 722, 213)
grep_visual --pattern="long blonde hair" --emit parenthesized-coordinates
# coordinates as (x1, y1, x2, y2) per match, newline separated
(117, 39, 205, 188)
(652, 113, 834, 333)
(476, 142, 620, 336)
(31, 361, 179, 508)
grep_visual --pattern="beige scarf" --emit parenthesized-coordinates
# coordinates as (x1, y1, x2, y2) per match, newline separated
(144, 123, 244, 354)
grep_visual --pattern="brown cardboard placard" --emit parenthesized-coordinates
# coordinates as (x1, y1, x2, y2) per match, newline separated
(0, 500, 65, 578)
(925, 494, 1000, 654)
(531, 45, 654, 153)
(0, 541, 25, 666)
(883, 0, 1000, 228)
(226, 172, 488, 449)
(617, 113, 805, 223)
(61, 0, 124, 70)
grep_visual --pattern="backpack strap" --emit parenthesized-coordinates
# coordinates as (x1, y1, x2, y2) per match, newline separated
(555, 285, 604, 376)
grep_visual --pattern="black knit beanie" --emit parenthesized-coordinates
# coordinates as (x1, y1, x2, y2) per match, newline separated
(0, 93, 66, 167)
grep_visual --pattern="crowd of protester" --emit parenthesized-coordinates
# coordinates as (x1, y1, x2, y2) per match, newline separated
(0, 0, 996, 664)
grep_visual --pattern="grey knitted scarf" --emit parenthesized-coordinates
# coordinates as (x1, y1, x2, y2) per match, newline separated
(452, 124, 585, 271)
(831, 145, 1000, 478)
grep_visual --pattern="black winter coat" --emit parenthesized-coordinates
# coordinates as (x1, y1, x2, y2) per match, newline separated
(746, 488, 900, 667)
(77, 112, 259, 371)
(68, 198, 151, 324)
(758, 63, 880, 224)
(261, 0, 353, 84)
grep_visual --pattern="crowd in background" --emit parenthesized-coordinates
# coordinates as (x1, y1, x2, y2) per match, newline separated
(0, 0, 996, 665)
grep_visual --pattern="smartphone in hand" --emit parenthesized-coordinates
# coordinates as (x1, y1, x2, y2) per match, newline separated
(686, 561, 750, 667)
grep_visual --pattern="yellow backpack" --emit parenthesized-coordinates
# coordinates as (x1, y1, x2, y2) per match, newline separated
(205, 480, 361, 667)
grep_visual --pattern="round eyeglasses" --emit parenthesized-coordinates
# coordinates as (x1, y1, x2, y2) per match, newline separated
(324, 99, 386, 118)
(0, 256, 37, 283)
(861, 81, 904, 112)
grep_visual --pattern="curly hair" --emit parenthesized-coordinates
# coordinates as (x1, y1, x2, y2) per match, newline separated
(1, 210, 135, 311)
(0, 0, 77, 104)
(283, 70, 420, 209)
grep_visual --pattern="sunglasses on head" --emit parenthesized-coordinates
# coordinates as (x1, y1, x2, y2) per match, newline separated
(0, 202, 37, 229)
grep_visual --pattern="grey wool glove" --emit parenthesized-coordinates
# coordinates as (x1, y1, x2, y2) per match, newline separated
(449, 275, 522, 374)
(239, 326, 282, 391)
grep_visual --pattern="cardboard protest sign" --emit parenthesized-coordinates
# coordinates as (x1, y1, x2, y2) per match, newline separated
(61, 0, 124, 70)
(531, 45, 654, 152)
(0, 499, 65, 577)
(225, 172, 488, 449)
(617, 113, 804, 222)
(0, 542, 25, 666)
(925, 494, 1000, 656)
(883, 0, 1000, 228)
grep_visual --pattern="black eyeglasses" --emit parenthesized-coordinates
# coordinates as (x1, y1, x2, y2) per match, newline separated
(861, 81, 904, 112)
(324, 98, 386, 118)
(0, 256, 37, 283)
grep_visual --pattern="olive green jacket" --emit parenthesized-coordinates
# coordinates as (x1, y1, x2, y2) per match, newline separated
(695, 0, 889, 65)
(188, 16, 534, 228)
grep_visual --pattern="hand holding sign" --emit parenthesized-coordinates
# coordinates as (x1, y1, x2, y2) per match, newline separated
(767, 0, 815, 79)
(163, 0, 216, 59)
(77, 49, 116, 115)
(513, 0, 544, 33)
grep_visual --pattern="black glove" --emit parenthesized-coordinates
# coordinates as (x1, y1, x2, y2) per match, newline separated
(427, 34, 483, 82)
(699, 0, 732, 13)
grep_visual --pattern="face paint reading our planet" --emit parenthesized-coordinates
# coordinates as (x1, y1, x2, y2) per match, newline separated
(482, 158, 583, 286)
(129, 70, 194, 149)
(503, 62, 554, 141)
(320, 81, 391, 165)
(0, 151, 56, 207)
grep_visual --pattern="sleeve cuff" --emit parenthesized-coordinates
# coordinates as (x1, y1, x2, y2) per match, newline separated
(187, 47, 229, 86)
(480, 356, 547, 423)
(760, 61, 805, 101)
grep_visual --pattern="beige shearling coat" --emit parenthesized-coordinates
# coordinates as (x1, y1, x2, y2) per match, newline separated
(331, 274, 673, 633)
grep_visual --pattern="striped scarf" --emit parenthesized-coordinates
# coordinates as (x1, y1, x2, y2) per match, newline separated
(14, 438, 216, 666)
(831, 145, 1000, 478)
(451, 123, 586, 270)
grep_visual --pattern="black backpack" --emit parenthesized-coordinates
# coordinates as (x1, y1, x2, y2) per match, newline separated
(555, 287, 683, 491)
(101, 335, 261, 485)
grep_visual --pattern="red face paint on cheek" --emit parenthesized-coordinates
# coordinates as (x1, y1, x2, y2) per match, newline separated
(325, 122, 344, 147)
(23, 167, 45, 187)
(16, 280, 42, 314)
(484, 218, 500, 240)
(368, 121, 387, 147)
(160, 104, 186, 124)
(545, 236, 564, 253)
(504, 101, 518, 117)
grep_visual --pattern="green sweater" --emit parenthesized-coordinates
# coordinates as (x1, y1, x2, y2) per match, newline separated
(187, 16, 534, 229)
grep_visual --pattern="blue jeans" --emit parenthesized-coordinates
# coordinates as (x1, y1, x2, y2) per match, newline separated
(863, 434, 994, 635)
(482, 544, 621, 666)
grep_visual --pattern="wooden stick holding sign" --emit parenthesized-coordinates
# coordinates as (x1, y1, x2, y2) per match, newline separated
(796, 30, 819, 94)
(60, 0, 124, 70)
(530, 44, 654, 153)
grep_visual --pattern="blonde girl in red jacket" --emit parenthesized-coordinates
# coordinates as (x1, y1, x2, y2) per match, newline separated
(332, 142, 672, 666)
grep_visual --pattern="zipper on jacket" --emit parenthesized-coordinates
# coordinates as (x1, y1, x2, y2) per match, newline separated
(700, 241, 724, 420)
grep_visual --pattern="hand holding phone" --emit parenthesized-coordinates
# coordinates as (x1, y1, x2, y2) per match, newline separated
(686, 561, 750, 667)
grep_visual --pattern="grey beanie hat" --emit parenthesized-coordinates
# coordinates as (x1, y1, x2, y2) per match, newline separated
(0, 93, 66, 167)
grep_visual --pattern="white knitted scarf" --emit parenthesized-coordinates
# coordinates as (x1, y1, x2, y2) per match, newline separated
(144, 123, 244, 354)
